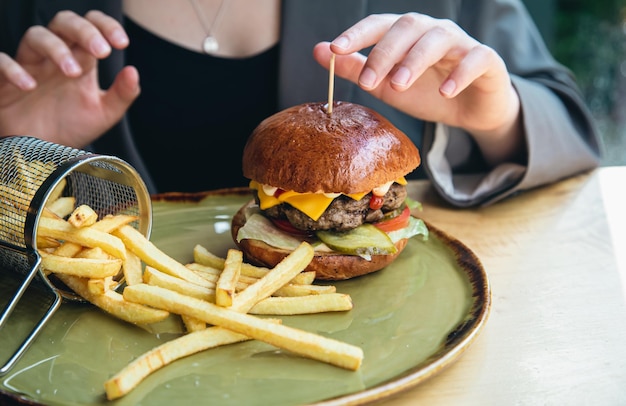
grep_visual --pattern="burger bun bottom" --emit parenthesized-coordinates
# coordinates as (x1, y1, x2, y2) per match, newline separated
(231, 200, 408, 281)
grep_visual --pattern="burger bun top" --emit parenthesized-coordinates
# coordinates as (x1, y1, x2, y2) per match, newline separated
(242, 101, 421, 194)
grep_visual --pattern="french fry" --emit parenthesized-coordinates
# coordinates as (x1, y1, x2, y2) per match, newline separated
(215, 249, 242, 307)
(103, 322, 280, 401)
(56, 274, 169, 325)
(123, 283, 363, 371)
(52, 241, 83, 258)
(40, 251, 122, 278)
(186, 260, 316, 287)
(87, 277, 116, 295)
(193, 244, 272, 278)
(45, 196, 76, 218)
(112, 225, 208, 287)
(231, 242, 314, 313)
(273, 283, 336, 297)
(91, 214, 139, 233)
(291, 271, 316, 285)
(193, 244, 315, 285)
(68, 204, 98, 228)
(36, 236, 61, 249)
(122, 250, 144, 286)
(46, 177, 67, 205)
(185, 263, 221, 281)
(249, 293, 353, 315)
(143, 266, 216, 302)
(76, 246, 111, 260)
(184, 265, 253, 293)
(38, 216, 126, 259)
(181, 314, 206, 333)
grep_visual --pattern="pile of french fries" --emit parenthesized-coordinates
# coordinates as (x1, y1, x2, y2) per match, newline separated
(34, 188, 363, 400)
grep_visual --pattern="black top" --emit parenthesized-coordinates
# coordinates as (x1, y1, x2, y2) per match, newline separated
(124, 17, 279, 192)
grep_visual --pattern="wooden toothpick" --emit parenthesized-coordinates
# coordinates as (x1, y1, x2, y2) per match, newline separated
(327, 53, 336, 116)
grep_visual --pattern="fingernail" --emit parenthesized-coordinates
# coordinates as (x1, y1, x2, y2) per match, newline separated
(91, 38, 111, 56)
(440, 79, 456, 97)
(359, 67, 377, 89)
(332, 36, 350, 50)
(392, 66, 411, 87)
(18, 75, 36, 90)
(62, 57, 81, 75)
(111, 30, 129, 47)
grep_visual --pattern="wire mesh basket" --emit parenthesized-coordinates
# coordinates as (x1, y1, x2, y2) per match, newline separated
(0, 136, 152, 375)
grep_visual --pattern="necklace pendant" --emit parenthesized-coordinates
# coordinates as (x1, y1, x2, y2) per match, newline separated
(203, 36, 219, 54)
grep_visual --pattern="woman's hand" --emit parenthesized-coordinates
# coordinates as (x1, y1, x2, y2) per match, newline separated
(0, 10, 140, 148)
(313, 13, 525, 166)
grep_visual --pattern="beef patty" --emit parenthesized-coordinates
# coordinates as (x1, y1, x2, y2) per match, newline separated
(259, 183, 408, 232)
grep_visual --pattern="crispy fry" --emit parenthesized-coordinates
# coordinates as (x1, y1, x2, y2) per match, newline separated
(122, 250, 144, 286)
(68, 204, 98, 228)
(36, 236, 61, 249)
(52, 241, 83, 258)
(46, 177, 67, 205)
(193, 244, 315, 284)
(103, 322, 278, 401)
(112, 225, 207, 287)
(215, 249, 242, 307)
(91, 214, 139, 233)
(76, 246, 111, 260)
(181, 314, 206, 333)
(231, 242, 314, 312)
(56, 274, 169, 325)
(38, 216, 126, 259)
(123, 283, 363, 371)
(40, 251, 122, 278)
(273, 283, 336, 297)
(291, 271, 316, 285)
(193, 244, 271, 278)
(45, 196, 76, 218)
(143, 266, 215, 302)
(184, 265, 250, 292)
(87, 277, 116, 295)
(249, 293, 353, 315)
(185, 262, 221, 281)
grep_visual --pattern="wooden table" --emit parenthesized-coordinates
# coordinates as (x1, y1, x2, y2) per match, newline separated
(382, 166, 626, 405)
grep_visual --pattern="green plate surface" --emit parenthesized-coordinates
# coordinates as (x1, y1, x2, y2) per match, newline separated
(0, 189, 490, 405)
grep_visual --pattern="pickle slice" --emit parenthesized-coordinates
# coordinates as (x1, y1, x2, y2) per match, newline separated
(316, 224, 398, 256)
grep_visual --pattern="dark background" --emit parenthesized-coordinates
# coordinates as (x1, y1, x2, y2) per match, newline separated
(524, 0, 626, 165)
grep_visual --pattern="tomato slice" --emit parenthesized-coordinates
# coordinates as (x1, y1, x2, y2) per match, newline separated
(270, 218, 313, 237)
(373, 206, 411, 233)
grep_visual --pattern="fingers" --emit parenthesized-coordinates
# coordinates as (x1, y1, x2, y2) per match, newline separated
(49, 10, 129, 55)
(327, 13, 492, 96)
(313, 42, 366, 86)
(102, 66, 141, 122)
(15, 10, 128, 77)
(439, 44, 503, 98)
(0, 53, 36, 90)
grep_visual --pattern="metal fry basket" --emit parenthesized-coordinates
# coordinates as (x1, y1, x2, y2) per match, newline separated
(0, 136, 152, 375)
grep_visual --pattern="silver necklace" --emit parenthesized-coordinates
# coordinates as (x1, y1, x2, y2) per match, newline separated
(188, 0, 229, 54)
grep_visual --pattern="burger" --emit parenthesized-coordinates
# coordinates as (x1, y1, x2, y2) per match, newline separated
(231, 101, 428, 280)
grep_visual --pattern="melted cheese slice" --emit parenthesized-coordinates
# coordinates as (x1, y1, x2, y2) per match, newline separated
(250, 177, 407, 221)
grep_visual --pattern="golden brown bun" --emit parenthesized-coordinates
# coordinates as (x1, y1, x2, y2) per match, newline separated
(242, 101, 421, 194)
(231, 201, 409, 280)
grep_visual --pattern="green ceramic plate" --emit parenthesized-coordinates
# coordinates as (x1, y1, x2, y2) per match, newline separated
(0, 189, 490, 405)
